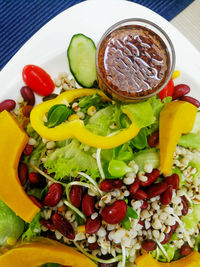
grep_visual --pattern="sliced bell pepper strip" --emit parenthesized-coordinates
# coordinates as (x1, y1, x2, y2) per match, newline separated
(30, 89, 141, 149)
(159, 101, 197, 175)
(159, 78, 174, 100)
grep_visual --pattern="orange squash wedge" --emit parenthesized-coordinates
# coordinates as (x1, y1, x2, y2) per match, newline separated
(0, 110, 40, 223)
(135, 252, 200, 267)
(0, 237, 96, 267)
(159, 101, 197, 175)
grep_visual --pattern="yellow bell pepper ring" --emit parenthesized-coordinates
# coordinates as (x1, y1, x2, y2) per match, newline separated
(30, 89, 141, 149)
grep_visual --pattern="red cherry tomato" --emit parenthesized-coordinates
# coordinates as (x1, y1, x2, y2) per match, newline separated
(159, 78, 174, 100)
(22, 65, 55, 96)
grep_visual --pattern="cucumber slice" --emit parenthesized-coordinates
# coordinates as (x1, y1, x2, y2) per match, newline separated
(67, 34, 97, 87)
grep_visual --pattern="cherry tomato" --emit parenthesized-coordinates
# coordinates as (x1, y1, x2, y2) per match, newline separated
(22, 65, 55, 96)
(159, 78, 174, 100)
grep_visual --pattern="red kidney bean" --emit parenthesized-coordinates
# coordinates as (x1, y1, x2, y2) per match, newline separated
(0, 99, 16, 112)
(142, 239, 157, 252)
(100, 180, 113, 192)
(180, 96, 200, 108)
(148, 130, 159, 148)
(23, 144, 34, 156)
(52, 213, 75, 240)
(141, 200, 148, 210)
(69, 185, 83, 208)
(100, 179, 123, 192)
(131, 189, 147, 200)
(172, 84, 190, 100)
(88, 241, 99, 250)
(160, 185, 173, 205)
(40, 218, 56, 230)
(146, 182, 168, 199)
(129, 178, 140, 195)
(161, 222, 178, 244)
(22, 105, 33, 117)
(85, 216, 101, 234)
(112, 179, 123, 189)
(43, 183, 63, 207)
(18, 162, 28, 186)
(181, 196, 189, 216)
(180, 244, 192, 256)
(82, 193, 95, 216)
(28, 172, 44, 186)
(29, 195, 42, 209)
(140, 169, 160, 187)
(20, 86, 35, 106)
(165, 173, 179, 191)
(101, 200, 127, 224)
(43, 93, 58, 102)
(171, 222, 179, 232)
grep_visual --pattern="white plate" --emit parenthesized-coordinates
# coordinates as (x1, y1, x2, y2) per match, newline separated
(0, 0, 200, 102)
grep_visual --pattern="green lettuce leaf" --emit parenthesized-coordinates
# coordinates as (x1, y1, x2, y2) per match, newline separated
(44, 139, 99, 179)
(121, 101, 154, 128)
(130, 127, 149, 149)
(132, 148, 160, 171)
(194, 234, 200, 252)
(147, 96, 172, 134)
(78, 92, 104, 113)
(24, 140, 46, 169)
(178, 133, 200, 149)
(22, 212, 41, 242)
(24, 124, 46, 169)
(151, 243, 175, 262)
(86, 105, 117, 136)
(0, 200, 24, 246)
(182, 204, 200, 230)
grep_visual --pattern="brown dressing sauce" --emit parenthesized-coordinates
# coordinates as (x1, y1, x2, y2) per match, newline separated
(98, 25, 170, 98)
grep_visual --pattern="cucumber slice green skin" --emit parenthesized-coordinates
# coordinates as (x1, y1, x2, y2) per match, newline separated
(67, 33, 97, 88)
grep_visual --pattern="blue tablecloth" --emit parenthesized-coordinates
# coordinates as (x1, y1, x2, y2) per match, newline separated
(0, 0, 194, 70)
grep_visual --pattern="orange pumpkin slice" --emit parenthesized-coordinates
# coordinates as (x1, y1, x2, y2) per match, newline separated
(0, 237, 96, 267)
(0, 110, 39, 222)
(136, 252, 200, 267)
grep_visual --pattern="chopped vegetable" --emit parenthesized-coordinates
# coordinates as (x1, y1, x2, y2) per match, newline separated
(108, 160, 132, 177)
(22, 65, 55, 96)
(178, 133, 200, 148)
(133, 148, 160, 171)
(159, 101, 197, 175)
(0, 237, 96, 267)
(45, 104, 73, 128)
(22, 212, 41, 242)
(44, 139, 99, 179)
(159, 78, 174, 100)
(67, 34, 97, 87)
(126, 206, 138, 219)
(121, 215, 131, 230)
(0, 111, 40, 223)
(0, 200, 24, 246)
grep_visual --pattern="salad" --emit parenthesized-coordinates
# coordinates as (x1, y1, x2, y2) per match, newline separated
(1, 23, 200, 267)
